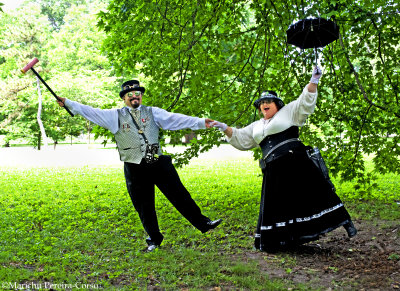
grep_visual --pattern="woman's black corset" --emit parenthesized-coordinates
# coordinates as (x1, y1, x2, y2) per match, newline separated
(259, 126, 303, 162)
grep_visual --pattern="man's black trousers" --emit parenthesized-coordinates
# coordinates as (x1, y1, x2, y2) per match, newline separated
(124, 155, 211, 245)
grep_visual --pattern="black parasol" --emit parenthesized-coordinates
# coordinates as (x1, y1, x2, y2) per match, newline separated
(286, 17, 339, 63)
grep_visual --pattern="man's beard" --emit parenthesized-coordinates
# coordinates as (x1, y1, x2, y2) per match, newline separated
(130, 98, 140, 108)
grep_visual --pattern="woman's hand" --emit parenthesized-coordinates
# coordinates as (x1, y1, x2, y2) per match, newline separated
(310, 65, 322, 84)
(308, 66, 322, 92)
(210, 121, 228, 131)
(210, 121, 233, 138)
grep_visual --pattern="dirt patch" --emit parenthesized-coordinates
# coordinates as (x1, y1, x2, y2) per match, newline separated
(245, 220, 400, 290)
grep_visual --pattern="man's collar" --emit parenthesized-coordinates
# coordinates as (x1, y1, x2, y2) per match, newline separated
(127, 105, 142, 111)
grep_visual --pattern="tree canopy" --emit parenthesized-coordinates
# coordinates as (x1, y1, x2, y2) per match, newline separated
(0, 0, 118, 148)
(1, 0, 399, 188)
(97, 0, 400, 184)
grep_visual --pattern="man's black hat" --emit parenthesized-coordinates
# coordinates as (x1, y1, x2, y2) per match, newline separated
(119, 80, 146, 98)
(253, 90, 285, 110)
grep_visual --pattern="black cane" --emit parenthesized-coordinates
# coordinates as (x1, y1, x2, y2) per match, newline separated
(21, 58, 74, 117)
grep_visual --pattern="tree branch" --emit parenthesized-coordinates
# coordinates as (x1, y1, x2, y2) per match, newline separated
(338, 32, 400, 118)
(209, 36, 259, 106)
(155, 0, 184, 28)
(0, 103, 31, 128)
(351, 103, 372, 167)
(370, 18, 399, 106)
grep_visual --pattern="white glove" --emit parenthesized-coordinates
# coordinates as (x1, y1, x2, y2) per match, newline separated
(310, 65, 322, 84)
(210, 121, 228, 132)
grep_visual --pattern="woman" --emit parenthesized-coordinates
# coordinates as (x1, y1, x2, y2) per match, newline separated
(212, 66, 357, 252)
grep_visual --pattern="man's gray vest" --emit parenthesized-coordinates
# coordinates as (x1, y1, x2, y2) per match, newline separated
(114, 105, 162, 164)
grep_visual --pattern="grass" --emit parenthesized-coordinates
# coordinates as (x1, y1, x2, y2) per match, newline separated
(0, 158, 399, 290)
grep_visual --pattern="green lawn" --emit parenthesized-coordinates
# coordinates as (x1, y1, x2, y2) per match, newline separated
(0, 158, 399, 290)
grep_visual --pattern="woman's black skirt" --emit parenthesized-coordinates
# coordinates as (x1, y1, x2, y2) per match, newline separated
(254, 145, 352, 252)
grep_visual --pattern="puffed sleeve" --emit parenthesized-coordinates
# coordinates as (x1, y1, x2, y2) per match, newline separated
(226, 122, 258, 151)
(289, 86, 318, 126)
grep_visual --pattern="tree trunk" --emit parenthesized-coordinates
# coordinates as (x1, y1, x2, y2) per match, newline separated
(184, 132, 197, 143)
(38, 132, 41, 150)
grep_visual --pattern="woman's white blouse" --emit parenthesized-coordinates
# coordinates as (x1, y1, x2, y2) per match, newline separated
(227, 86, 317, 151)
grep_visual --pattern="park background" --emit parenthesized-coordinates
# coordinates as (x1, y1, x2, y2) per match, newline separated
(0, 0, 399, 289)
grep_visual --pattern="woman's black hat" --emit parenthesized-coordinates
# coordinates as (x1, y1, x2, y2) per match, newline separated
(119, 80, 146, 98)
(253, 90, 285, 109)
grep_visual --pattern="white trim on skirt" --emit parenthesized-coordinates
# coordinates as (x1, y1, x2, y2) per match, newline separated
(259, 203, 344, 231)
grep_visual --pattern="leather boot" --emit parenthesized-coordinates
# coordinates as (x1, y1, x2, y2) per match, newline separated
(344, 221, 357, 238)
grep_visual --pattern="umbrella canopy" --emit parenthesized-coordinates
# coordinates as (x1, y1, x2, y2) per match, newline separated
(286, 18, 339, 49)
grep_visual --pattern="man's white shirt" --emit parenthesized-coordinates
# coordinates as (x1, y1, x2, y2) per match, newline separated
(64, 99, 206, 134)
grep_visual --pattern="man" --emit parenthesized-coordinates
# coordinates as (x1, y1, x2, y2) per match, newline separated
(57, 80, 222, 252)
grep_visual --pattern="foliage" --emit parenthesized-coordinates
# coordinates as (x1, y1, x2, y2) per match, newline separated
(0, 158, 399, 289)
(0, 0, 118, 148)
(97, 0, 400, 182)
(0, 0, 399, 185)
(0, 3, 53, 146)
(35, 0, 87, 31)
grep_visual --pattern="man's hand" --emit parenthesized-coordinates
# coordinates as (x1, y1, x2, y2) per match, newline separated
(205, 118, 215, 129)
(57, 97, 66, 107)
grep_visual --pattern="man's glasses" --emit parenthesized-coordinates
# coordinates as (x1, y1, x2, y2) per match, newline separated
(127, 91, 142, 97)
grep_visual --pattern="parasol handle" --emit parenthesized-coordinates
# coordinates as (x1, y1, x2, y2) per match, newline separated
(314, 47, 318, 65)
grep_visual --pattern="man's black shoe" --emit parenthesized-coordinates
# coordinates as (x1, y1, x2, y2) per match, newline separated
(146, 244, 159, 252)
(145, 236, 162, 252)
(202, 219, 222, 233)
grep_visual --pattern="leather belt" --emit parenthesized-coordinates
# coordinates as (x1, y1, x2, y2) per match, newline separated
(261, 138, 300, 163)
